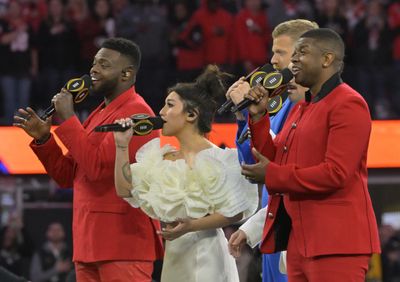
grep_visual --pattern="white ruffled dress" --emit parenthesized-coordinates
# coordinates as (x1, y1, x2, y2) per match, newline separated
(124, 138, 259, 282)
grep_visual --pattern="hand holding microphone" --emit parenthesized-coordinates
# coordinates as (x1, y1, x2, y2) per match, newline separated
(96, 114, 164, 150)
(95, 114, 165, 134)
(218, 64, 274, 114)
(41, 74, 92, 120)
(243, 85, 270, 122)
(230, 68, 293, 113)
(13, 74, 92, 142)
(111, 117, 135, 149)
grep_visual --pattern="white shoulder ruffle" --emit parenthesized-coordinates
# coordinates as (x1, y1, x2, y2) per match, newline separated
(123, 138, 258, 222)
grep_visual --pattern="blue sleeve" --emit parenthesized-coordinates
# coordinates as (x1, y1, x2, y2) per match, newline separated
(270, 100, 294, 134)
(235, 109, 255, 164)
(235, 102, 293, 164)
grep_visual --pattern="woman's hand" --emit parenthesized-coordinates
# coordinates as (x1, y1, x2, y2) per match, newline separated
(158, 218, 193, 241)
(113, 118, 135, 149)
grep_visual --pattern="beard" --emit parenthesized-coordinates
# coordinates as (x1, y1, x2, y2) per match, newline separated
(91, 77, 119, 97)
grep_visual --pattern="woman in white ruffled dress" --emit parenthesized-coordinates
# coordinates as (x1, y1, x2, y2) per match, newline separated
(112, 65, 259, 282)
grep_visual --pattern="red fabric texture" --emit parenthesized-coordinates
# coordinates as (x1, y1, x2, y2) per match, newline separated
(75, 260, 153, 282)
(287, 233, 370, 282)
(31, 87, 164, 263)
(249, 83, 380, 257)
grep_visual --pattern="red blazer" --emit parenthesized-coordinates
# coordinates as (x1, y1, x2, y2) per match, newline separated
(31, 87, 164, 262)
(250, 81, 380, 257)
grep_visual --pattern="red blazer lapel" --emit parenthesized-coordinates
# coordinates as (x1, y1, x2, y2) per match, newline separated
(84, 87, 137, 133)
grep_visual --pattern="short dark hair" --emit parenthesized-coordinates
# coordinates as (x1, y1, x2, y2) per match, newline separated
(300, 28, 345, 65)
(168, 65, 231, 134)
(101, 37, 141, 71)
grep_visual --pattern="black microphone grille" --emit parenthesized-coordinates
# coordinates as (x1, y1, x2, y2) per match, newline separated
(249, 64, 275, 87)
(280, 68, 294, 83)
(148, 116, 165, 130)
(81, 74, 92, 86)
(259, 63, 274, 73)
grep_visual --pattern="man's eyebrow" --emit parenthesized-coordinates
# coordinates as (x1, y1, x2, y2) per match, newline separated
(273, 48, 287, 54)
(94, 57, 113, 64)
(297, 43, 309, 49)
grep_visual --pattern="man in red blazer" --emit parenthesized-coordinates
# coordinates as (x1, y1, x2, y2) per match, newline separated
(241, 28, 380, 281)
(13, 38, 163, 281)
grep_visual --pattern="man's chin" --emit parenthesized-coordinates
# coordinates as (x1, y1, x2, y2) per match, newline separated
(91, 86, 107, 97)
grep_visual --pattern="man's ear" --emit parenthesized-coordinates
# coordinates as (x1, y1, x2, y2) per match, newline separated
(122, 66, 135, 81)
(322, 52, 335, 68)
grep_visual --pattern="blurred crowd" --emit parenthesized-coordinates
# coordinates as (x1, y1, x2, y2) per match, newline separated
(1, 0, 400, 125)
(0, 214, 74, 282)
(380, 224, 400, 282)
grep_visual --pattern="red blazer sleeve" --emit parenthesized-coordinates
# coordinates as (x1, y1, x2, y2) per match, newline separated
(30, 135, 75, 188)
(249, 113, 276, 161)
(266, 96, 371, 194)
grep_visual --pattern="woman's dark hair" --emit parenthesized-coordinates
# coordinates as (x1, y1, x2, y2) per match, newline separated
(168, 64, 231, 134)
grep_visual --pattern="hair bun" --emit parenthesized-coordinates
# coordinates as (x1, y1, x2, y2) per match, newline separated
(195, 65, 232, 102)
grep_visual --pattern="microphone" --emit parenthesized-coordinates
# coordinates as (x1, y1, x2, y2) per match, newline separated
(40, 74, 92, 120)
(231, 68, 293, 113)
(217, 64, 274, 115)
(95, 114, 165, 136)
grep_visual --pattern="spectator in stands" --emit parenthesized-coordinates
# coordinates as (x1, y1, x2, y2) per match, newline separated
(0, 0, 36, 125)
(30, 222, 72, 282)
(234, 0, 271, 74)
(352, 0, 392, 119)
(66, 0, 88, 25)
(186, 0, 234, 69)
(280, 0, 315, 22)
(168, 0, 204, 82)
(382, 231, 400, 282)
(0, 214, 33, 277)
(315, 0, 348, 41)
(0, 266, 28, 282)
(114, 0, 169, 113)
(76, 0, 115, 73)
(74, 0, 116, 118)
(35, 0, 79, 113)
(388, 0, 400, 117)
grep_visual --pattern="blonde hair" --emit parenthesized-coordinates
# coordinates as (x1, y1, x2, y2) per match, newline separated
(272, 19, 319, 41)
